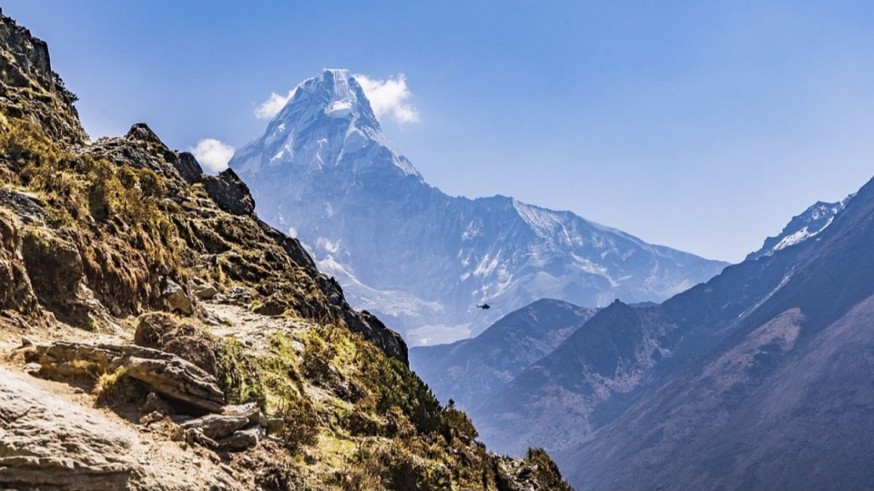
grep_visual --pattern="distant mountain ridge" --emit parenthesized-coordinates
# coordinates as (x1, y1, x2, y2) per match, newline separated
(468, 174, 874, 490)
(410, 298, 597, 411)
(746, 195, 852, 261)
(230, 69, 727, 345)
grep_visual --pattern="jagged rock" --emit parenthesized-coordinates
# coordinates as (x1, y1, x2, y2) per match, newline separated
(216, 286, 253, 306)
(494, 450, 574, 491)
(192, 283, 218, 300)
(350, 310, 408, 365)
(179, 414, 250, 440)
(34, 341, 225, 412)
(175, 403, 268, 450)
(252, 293, 289, 316)
(182, 428, 219, 449)
(162, 279, 193, 315)
(125, 123, 163, 145)
(0, 213, 39, 315)
(172, 152, 203, 185)
(257, 221, 317, 270)
(0, 367, 134, 490)
(124, 357, 223, 412)
(202, 169, 255, 216)
(0, 188, 46, 224)
(221, 402, 263, 425)
(218, 426, 265, 452)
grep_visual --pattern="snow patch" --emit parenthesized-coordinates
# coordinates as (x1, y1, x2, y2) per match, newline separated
(326, 100, 354, 118)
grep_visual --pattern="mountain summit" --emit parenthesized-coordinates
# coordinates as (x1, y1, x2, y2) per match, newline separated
(234, 68, 419, 180)
(231, 69, 728, 344)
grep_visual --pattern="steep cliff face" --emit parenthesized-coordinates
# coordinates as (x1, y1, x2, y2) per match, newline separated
(0, 11, 572, 491)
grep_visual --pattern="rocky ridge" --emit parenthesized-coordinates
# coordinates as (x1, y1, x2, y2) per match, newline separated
(467, 169, 874, 490)
(746, 195, 852, 261)
(563, 172, 874, 490)
(0, 10, 571, 491)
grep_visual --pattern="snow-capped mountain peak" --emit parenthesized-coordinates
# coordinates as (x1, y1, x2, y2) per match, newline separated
(747, 194, 855, 261)
(233, 68, 418, 178)
(276, 68, 377, 125)
(231, 70, 727, 345)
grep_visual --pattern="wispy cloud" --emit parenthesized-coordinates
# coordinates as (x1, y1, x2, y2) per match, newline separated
(354, 73, 420, 124)
(190, 138, 234, 173)
(254, 88, 297, 119)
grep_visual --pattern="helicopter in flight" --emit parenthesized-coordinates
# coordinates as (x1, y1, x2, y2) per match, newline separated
(476, 303, 491, 310)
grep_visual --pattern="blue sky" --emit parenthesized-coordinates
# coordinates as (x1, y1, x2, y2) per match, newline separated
(5, 1, 874, 262)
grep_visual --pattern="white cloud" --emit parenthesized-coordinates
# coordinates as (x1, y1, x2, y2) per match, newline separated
(354, 73, 420, 124)
(254, 88, 297, 119)
(190, 138, 235, 173)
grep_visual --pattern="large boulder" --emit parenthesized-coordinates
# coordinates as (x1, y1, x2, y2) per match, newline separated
(161, 279, 194, 315)
(34, 341, 225, 412)
(134, 313, 217, 377)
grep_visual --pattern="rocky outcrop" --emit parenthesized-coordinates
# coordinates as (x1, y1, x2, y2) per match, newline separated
(1, 366, 247, 491)
(348, 309, 408, 364)
(0, 367, 134, 491)
(33, 342, 225, 412)
(173, 152, 203, 185)
(202, 169, 255, 216)
(176, 403, 268, 451)
(0, 8, 86, 144)
(134, 312, 217, 376)
(0, 210, 40, 319)
(495, 449, 574, 491)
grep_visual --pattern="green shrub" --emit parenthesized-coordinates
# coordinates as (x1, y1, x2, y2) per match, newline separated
(214, 338, 268, 409)
(276, 396, 320, 453)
